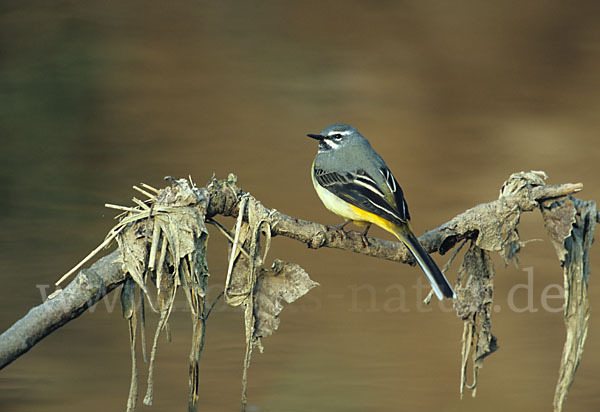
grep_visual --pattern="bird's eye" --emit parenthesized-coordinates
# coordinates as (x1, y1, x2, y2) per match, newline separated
(332, 134, 343, 140)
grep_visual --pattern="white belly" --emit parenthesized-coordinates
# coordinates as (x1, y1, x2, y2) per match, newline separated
(312, 171, 366, 222)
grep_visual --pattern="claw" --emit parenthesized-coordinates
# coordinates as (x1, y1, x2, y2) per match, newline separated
(327, 221, 371, 246)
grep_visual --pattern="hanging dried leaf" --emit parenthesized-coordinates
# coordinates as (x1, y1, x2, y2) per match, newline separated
(221, 194, 318, 411)
(454, 242, 498, 398)
(253, 259, 319, 340)
(224, 221, 254, 307)
(116, 222, 157, 312)
(540, 196, 577, 263)
(103, 178, 210, 412)
(551, 198, 595, 412)
(120, 278, 138, 412)
(121, 277, 136, 321)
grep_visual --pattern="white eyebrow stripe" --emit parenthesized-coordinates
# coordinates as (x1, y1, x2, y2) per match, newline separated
(326, 129, 353, 136)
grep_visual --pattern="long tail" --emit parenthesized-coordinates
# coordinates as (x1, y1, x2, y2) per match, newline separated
(392, 225, 455, 300)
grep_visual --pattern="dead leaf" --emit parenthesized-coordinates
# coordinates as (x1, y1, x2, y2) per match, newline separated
(540, 197, 577, 263)
(253, 259, 319, 340)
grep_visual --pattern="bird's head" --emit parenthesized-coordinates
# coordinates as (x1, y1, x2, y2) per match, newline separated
(307, 123, 362, 152)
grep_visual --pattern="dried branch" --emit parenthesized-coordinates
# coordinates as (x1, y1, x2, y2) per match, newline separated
(0, 171, 592, 412)
(206, 172, 583, 263)
(0, 250, 124, 370)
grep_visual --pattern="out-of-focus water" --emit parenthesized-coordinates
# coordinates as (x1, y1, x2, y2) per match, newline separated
(1, 1, 599, 411)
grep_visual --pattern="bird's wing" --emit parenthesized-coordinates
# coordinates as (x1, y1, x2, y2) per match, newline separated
(376, 165, 410, 221)
(313, 167, 410, 225)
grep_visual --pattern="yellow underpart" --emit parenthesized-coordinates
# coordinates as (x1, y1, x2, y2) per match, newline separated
(346, 203, 405, 238)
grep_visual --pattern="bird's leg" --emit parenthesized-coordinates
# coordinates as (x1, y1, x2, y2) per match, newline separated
(359, 223, 372, 247)
(328, 220, 351, 239)
(332, 220, 351, 230)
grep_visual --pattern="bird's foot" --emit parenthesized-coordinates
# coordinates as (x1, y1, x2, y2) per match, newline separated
(328, 220, 351, 240)
(358, 223, 371, 247)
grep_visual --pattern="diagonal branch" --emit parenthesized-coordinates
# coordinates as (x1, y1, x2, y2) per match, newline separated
(0, 173, 585, 375)
(0, 251, 123, 370)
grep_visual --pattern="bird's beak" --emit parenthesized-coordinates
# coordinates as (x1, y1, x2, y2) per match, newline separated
(307, 133, 325, 141)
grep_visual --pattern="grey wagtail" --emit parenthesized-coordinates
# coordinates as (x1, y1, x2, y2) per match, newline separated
(307, 123, 455, 300)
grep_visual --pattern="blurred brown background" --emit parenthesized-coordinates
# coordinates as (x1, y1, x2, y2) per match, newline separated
(1, 1, 599, 411)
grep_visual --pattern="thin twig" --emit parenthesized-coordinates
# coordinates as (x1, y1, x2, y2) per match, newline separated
(105, 204, 141, 213)
(132, 197, 151, 210)
(225, 196, 248, 295)
(140, 183, 160, 194)
(207, 218, 251, 259)
(205, 291, 225, 320)
(56, 226, 125, 286)
(133, 185, 157, 201)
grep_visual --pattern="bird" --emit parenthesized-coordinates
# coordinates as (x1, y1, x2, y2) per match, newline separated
(307, 123, 455, 300)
